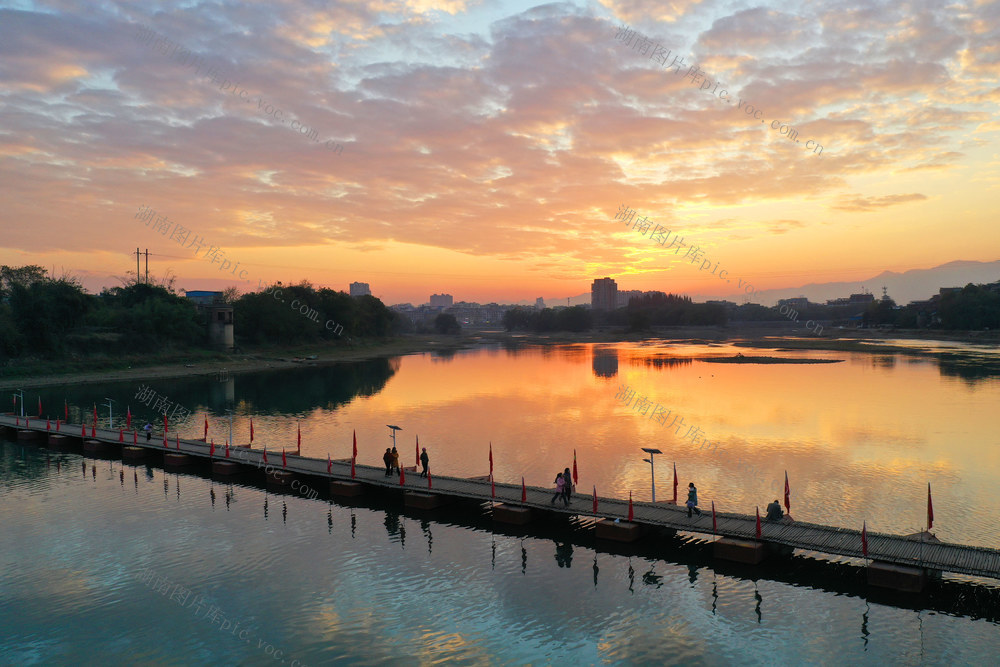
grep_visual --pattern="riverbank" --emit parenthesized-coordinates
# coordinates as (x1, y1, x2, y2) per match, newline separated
(2, 325, 995, 390)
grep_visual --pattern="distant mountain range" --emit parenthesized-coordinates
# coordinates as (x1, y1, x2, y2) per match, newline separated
(526, 260, 1000, 308)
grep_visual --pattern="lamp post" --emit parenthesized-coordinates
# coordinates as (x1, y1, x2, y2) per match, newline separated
(386, 424, 402, 449)
(641, 447, 662, 503)
(103, 398, 115, 428)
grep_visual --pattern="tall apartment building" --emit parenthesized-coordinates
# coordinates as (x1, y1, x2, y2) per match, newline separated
(591, 277, 618, 312)
(349, 282, 371, 297)
(429, 293, 454, 308)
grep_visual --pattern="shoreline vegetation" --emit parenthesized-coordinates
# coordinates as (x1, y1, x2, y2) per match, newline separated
(2, 325, 997, 391)
(700, 354, 844, 364)
(4, 264, 997, 389)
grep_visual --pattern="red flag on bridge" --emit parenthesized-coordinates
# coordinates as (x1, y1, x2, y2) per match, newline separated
(592, 486, 598, 514)
(297, 422, 301, 451)
(81, 423, 86, 438)
(927, 483, 934, 531)
(38, 396, 42, 418)
(784, 471, 791, 514)
(282, 448, 287, 468)
(521, 477, 526, 503)
(118, 429, 124, 442)
(712, 501, 717, 534)
(250, 419, 254, 443)
(416, 435, 420, 468)
(46, 419, 51, 431)
(400, 465, 406, 486)
(263, 446, 268, 464)
(90, 424, 95, 438)
(126, 406, 132, 430)
(56, 418, 60, 432)
(225, 441, 230, 458)
(488, 442, 493, 476)
(133, 429, 137, 444)
(573, 450, 578, 485)
(628, 491, 634, 522)
(64, 400, 68, 423)
(351, 430, 357, 479)
(209, 440, 215, 458)
(163, 414, 168, 433)
(491, 475, 495, 498)
(755, 507, 762, 540)
(327, 453, 332, 474)
(427, 470, 432, 489)
(162, 432, 167, 447)
(203, 414, 208, 440)
(672, 462, 678, 503)
(862, 521, 869, 559)
(176, 434, 180, 450)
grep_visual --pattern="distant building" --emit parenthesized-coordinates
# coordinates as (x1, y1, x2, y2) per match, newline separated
(392, 301, 511, 326)
(777, 297, 810, 309)
(617, 289, 643, 308)
(535, 297, 545, 310)
(350, 282, 371, 297)
(184, 290, 233, 351)
(826, 292, 875, 307)
(591, 278, 618, 312)
(430, 293, 453, 308)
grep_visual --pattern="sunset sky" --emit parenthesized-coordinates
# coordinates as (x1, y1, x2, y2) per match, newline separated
(1, 0, 998, 306)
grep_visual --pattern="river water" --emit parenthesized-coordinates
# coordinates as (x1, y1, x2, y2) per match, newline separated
(3, 338, 999, 663)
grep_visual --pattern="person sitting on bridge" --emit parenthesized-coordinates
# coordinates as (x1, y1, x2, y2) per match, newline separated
(765, 499, 784, 522)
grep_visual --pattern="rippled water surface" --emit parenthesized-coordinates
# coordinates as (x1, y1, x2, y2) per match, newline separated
(2, 441, 999, 666)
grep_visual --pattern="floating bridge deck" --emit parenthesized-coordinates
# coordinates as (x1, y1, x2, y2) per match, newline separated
(4, 414, 999, 582)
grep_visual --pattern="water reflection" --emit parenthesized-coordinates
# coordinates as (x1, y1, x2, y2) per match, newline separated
(592, 346, 619, 378)
(33, 356, 399, 432)
(554, 541, 573, 568)
(632, 356, 694, 370)
(3, 440, 1000, 644)
(421, 518, 433, 554)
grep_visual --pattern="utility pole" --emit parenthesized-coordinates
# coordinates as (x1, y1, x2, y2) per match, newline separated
(135, 248, 141, 284)
(145, 249, 149, 284)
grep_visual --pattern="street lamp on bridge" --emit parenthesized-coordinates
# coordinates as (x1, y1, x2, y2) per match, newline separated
(641, 447, 662, 503)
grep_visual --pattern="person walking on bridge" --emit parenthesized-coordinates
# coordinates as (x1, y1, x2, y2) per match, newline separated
(390, 446, 400, 475)
(419, 447, 429, 477)
(551, 472, 566, 505)
(144, 422, 152, 442)
(686, 482, 702, 518)
(383, 448, 393, 476)
(562, 467, 573, 505)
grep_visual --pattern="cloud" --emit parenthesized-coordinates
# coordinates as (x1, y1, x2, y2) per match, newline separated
(831, 193, 929, 212)
(0, 0, 997, 302)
